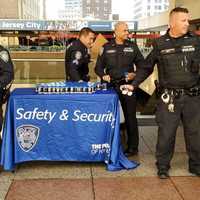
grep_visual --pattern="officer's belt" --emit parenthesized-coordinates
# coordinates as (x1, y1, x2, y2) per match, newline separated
(161, 86, 200, 97)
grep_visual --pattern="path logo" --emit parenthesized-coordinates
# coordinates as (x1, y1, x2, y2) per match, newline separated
(16, 125, 40, 152)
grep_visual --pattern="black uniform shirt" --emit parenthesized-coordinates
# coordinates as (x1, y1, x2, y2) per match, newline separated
(0, 45, 14, 89)
(132, 31, 200, 89)
(95, 39, 144, 80)
(65, 39, 90, 81)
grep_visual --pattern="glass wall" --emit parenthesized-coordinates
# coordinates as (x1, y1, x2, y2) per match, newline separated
(0, 0, 171, 118)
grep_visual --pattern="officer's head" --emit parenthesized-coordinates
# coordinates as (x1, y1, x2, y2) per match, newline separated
(79, 27, 95, 48)
(114, 22, 129, 43)
(169, 7, 190, 37)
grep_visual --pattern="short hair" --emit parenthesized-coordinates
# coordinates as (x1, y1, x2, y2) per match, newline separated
(114, 21, 127, 31)
(169, 7, 189, 16)
(79, 27, 95, 37)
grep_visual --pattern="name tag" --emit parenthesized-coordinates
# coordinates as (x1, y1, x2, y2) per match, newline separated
(160, 48, 175, 54)
(106, 50, 116, 54)
(181, 45, 195, 52)
(123, 47, 134, 53)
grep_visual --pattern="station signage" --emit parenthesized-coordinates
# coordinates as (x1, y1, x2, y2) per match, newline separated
(0, 19, 138, 31)
(0, 20, 69, 31)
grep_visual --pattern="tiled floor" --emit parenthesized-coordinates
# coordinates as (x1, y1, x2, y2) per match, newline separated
(1, 126, 200, 200)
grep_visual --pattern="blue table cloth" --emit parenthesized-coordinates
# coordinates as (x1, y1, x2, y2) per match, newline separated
(1, 88, 139, 171)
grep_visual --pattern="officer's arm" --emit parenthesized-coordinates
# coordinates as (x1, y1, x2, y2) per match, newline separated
(65, 48, 69, 80)
(133, 44, 145, 69)
(95, 47, 106, 78)
(197, 36, 200, 72)
(82, 54, 90, 76)
(68, 48, 83, 81)
(0, 49, 14, 88)
(132, 43, 158, 87)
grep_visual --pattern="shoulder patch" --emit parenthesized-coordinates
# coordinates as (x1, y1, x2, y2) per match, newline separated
(0, 50, 9, 63)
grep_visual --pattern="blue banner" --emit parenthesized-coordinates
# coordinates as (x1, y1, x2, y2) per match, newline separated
(1, 88, 139, 171)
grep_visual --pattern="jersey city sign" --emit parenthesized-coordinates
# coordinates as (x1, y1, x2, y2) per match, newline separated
(0, 19, 137, 31)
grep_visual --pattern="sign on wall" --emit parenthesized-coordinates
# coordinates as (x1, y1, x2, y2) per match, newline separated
(0, 19, 138, 31)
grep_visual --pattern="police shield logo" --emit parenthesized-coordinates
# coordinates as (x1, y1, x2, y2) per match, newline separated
(16, 125, 40, 152)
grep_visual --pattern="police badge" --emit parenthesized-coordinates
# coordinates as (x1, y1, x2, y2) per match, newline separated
(16, 125, 40, 152)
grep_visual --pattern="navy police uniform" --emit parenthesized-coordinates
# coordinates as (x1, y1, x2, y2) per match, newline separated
(132, 30, 200, 175)
(65, 39, 91, 81)
(0, 45, 14, 130)
(95, 39, 144, 153)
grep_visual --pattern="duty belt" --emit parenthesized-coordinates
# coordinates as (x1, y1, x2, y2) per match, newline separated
(161, 87, 200, 98)
(160, 86, 200, 113)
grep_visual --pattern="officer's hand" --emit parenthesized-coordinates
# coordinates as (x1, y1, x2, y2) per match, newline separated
(85, 75, 90, 82)
(126, 73, 136, 81)
(120, 84, 135, 91)
(102, 75, 111, 83)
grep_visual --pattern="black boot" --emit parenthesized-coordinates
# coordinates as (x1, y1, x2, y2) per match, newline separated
(189, 168, 200, 177)
(124, 148, 138, 157)
(157, 168, 169, 179)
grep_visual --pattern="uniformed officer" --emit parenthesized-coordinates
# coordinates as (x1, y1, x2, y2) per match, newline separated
(95, 22, 144, 156)
(65, 27, 95, 82)
(0, 45, 14, 131)
(122, 7, 200, 178)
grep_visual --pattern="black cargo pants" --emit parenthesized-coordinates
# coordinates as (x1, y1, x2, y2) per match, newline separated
(115, 85, 139, 150)
(155, 94, 200, 171)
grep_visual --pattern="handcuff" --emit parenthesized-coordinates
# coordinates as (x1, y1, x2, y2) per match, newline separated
(120, 85, 133, 96)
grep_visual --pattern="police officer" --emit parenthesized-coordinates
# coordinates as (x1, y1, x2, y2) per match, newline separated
(95, 22, 144, 156)
(65, 27, 95, 82)
(0, 45, 14, 131)
(122, 7, 200, 178)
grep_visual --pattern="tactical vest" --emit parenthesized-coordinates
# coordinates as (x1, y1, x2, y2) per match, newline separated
(155, 33, 200, 89)
(104, 40, 139, 80)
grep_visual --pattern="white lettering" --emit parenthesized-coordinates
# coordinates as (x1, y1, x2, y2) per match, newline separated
(88, 113, 95, 121)
(73, 110, 81, 121)
(91, 143, 110, 155)
(79, 113, 88, 121)
(48, 112, 56, 123)
(16, 108, 24, 119)
(2, 22, 24, 29)
(26, 22, 41, 29)
(37, 111, 44, 120)
(72, 110, 114, 123)
(16, 107, 56, 124)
